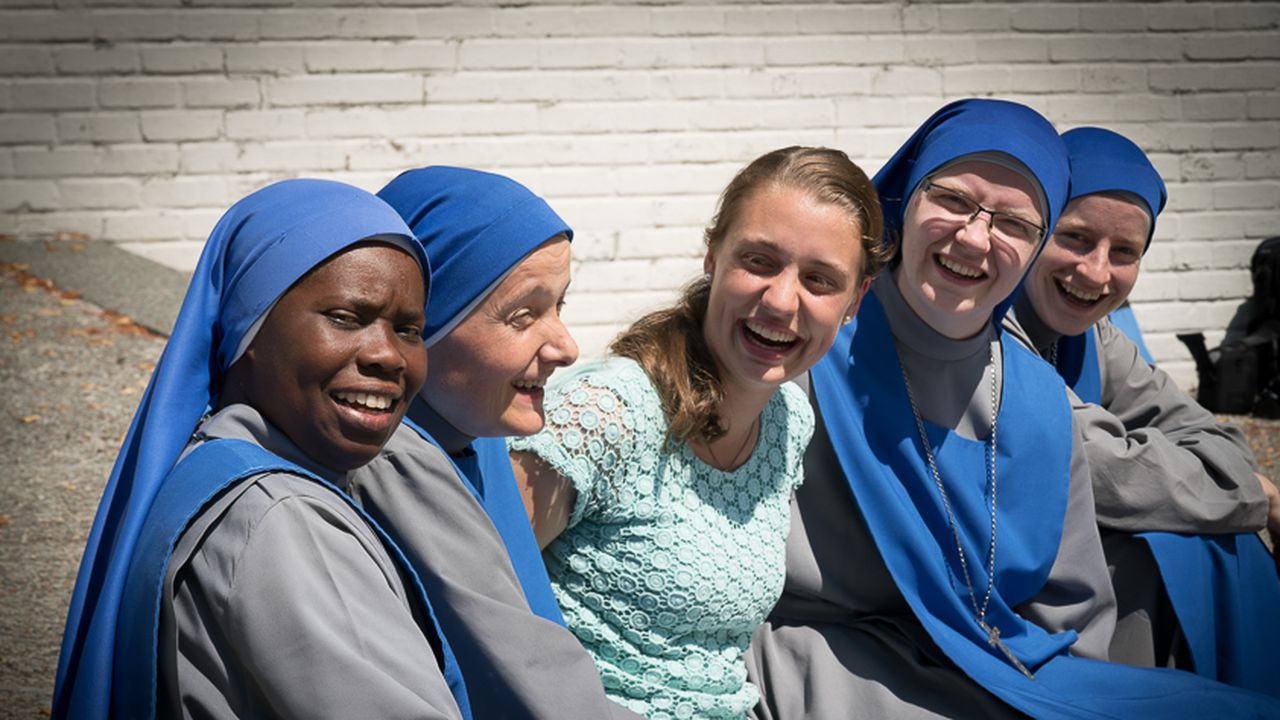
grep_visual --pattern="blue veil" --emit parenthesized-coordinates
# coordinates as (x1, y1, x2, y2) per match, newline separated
(812, 99, 1280, 716)
(53, 179, 429, 719)
(378, 166, 572, 625)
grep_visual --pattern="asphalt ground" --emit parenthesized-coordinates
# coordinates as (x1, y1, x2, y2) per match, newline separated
(0, 241, 169, 719)
(0, 239, 1276, 719)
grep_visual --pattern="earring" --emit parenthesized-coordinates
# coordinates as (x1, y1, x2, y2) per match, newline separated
(842, 316, 853, 326)
(703, 272, 712, 281)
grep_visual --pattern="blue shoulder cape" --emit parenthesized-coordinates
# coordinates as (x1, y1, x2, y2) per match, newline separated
(1058, 326, 1280, 697)
(813, 292, 1280, 718)
(115, 438, 472, 719)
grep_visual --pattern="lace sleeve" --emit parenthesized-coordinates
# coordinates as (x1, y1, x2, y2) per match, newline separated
(778, 381, 816, 493)
(508, 368, 644, 528)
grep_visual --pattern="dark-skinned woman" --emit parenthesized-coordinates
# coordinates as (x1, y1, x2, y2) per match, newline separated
(54, 179, 468, 719)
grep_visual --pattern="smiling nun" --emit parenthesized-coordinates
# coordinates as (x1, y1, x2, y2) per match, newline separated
(347, 166, 643, 719)
(1007, 126, 1280, 695)
(54, 179, 468, 719)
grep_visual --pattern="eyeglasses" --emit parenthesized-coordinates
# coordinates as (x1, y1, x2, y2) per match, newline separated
(919, 180, 1046, 246)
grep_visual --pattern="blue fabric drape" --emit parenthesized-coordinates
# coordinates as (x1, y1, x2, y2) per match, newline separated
(114, 439, 471, 719)
(53, 179, 436, 719)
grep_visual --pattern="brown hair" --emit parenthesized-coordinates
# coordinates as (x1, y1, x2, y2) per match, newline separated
(610, 146, 890, 446)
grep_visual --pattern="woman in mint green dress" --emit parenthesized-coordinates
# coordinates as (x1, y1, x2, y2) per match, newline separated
(510, 146, 891, 719)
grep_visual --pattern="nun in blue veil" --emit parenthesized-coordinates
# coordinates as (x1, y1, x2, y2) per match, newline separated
(348, 166, 637, 719)
(1008, 126, 1280, 695)
(53, 179, 468, 719)
(746, 99, 1280, 719)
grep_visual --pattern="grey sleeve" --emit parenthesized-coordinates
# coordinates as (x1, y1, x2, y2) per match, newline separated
(350, 438, 642, 720)
(179, 474, 462, 720)
(1016, 420, 1117, 662)
(1077, 321, 1267, 534)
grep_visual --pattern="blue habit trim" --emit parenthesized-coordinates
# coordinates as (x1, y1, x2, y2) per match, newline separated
(811, 292, 1280, 718)
(1064, 326, 1280, 697)
(1053, 326, 1102, 405)
(113, 439, 472, 720)
(400, 420, 566, 626)
(471, 436, 567, 626)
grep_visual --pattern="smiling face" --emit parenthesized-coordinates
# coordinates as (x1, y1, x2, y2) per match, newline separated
(225, 242, 428, 472)
(422, 235, 578, 441)
(702, 183, 868, 402)
(1025, 192, 1150, 337)
(894, 160, 1045, 339)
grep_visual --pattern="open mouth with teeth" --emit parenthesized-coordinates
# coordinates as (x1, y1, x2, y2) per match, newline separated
(934, 254, 986, 283)
(512, 378, 547, 398)
(332, 390, 397, 413)
(742, 319, 800, 354)
(1054, 277, 1105, 308)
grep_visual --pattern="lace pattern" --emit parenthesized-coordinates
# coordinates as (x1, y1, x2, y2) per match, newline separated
(509, 357, 814, 719)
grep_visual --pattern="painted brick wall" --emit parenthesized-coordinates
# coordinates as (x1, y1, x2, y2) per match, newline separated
(2, 1, 1278, 389)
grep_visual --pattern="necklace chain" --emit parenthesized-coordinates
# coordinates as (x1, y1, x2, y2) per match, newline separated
(704, 415, 759, 470)
(899, 343, 1036, 680)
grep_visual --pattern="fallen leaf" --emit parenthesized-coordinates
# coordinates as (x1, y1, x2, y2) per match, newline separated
(20, 415, 40, 424)
(0, 515, 9, 526)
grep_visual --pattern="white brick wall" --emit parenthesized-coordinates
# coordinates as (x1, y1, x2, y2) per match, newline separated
(2, 1, 1278, 390)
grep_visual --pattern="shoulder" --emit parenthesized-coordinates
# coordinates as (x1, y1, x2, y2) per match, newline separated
(545, 357, 663, 434)
(354, 422, 459, 493)
(552, 356, 655, 405)
(772, 380, 816, 446)
(217, 471, 373, 542)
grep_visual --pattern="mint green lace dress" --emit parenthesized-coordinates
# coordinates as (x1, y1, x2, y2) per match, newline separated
(509, 357, 813, 719)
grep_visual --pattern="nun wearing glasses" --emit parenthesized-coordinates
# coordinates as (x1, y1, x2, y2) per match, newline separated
(746, 99, 1280, 719)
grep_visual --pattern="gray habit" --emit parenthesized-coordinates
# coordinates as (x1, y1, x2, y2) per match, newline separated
(1006, 294, 1266, 534)
(160, 404, 463, 720)
(747, 276, 1116, 720)
(348, 398, 643, 720)
(1005, 294, 1268, 667)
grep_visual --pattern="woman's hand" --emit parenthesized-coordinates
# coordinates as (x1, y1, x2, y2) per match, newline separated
(511, 451, 576, 549)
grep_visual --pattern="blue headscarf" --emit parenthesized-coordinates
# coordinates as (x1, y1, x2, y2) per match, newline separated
(378, 166, 572, 625)
(378, 166, 572, 346)
(53, 179, 426, 719)
(1061, 126, 1166, 250)
(876, 98, 1070, 257)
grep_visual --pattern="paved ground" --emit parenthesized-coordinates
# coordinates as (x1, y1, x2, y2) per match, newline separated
(0, 239, 1276, 718)
(0, 244, 168, 718)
